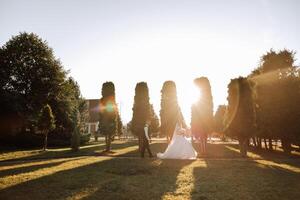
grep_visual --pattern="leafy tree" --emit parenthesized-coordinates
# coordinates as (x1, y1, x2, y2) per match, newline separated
(258, 49, 295, 73)
(249, 49, 299, 153)
(191, 77, 214, 154)
(224, 77, 256, 157)
(131, 82, 151, 149)
(98, 82, 118, 151)
(160, 81, 185, 142)
(0, 32, 87, 146)
(0, 32, 66, 131)
(38, 104, 55, 151)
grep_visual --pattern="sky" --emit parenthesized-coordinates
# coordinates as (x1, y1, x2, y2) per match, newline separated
(1, 0, 300, 124)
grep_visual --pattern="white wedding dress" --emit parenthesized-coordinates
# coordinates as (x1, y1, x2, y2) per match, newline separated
(157, 123, 197, 160)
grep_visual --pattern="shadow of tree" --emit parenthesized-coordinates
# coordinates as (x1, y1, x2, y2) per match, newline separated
(225, 144, 300, 168)
(191, 159, 300, 200)
(0, 157, 83, 178)
(0, 149, 192, 200)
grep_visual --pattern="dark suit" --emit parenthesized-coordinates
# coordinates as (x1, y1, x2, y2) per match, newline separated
(140, 126, 153, 158)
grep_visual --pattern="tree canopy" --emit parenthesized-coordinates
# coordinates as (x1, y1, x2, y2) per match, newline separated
(131, 82, 151, 136)
(98, 82, 119, 151)
(160, 81, 185, 139)
(0, 32, 87, 146)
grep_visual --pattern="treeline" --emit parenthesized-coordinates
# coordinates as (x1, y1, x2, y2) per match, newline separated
(1, 32, 299, 156)
(0, 32, 88, 149)
(221, 49, 300, 156)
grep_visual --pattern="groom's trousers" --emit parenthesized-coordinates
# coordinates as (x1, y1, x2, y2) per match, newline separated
(140, 137, 153, 158)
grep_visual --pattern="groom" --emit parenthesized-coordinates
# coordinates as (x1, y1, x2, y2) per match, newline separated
(140, 123, 153, 158)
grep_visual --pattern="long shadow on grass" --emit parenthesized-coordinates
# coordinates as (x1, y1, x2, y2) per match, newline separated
(191, 159, 300, 200)
(80, 159, 193, 200)
(0, 141, 139, 163)
(0, 157, 83, 178)
(225, 144, 300, 169)
(194, 142, 242, 158)
(0, 146, 192, 200)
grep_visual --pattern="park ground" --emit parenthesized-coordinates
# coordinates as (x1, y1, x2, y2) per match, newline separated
(0, 140, 300, 200)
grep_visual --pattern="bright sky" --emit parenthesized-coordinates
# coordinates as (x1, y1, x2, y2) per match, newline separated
(1, 0, 300, 124)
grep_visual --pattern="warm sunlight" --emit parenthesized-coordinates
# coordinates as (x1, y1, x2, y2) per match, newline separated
(1, 1, 300, 199)
(177, 82, 202, 125)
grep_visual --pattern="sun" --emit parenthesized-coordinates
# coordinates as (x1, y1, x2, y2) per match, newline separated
(177, 82, 202, 124)
(190, 84, 202, 105)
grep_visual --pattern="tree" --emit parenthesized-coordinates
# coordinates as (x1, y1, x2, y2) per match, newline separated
(249, 49, 300, 153)
(214, 105, 227, 140)
(38, 104, 55, 151)
(160, 81, 185, 142)
(0, 33, 66, 131)
(191, 77, 214, 154)
(224, 77, 256, 157)
(258, 49, 295, 73)
(117, 113, 123, 137)
(0, 32, 86, 146)
(131, 82, 151, 149)
(98, 82, 118, 152)
(150, 104, 160, 136)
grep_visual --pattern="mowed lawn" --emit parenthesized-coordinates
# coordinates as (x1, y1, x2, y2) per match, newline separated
(0, 140, 300, 200)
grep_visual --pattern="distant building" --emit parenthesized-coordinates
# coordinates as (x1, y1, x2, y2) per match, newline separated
(85, 99, 100, 135)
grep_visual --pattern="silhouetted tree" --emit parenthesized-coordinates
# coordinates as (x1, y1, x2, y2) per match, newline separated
(117, 113, 123, 136)
(214, 105, 227, 140)
(131, 82, 151, 149)
(98, 82, 118, 152)
(258, 49, 295, 73)
(250, 49, 300, 153)
(150, 104, 160, 136)
(224, 77, 256, 157)
(191, 77, 214, 154)
(38, 104, 55, 151)
(160, 81, 185, 142)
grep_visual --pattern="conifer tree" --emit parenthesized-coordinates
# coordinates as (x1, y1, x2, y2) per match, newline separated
(98, 82, 118, 152)
(191, 77, 214, 154)
(160, 81, 185, 142)
(131, 82, 151, 149)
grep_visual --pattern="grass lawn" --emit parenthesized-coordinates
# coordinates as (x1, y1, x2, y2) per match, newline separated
(0, 140, 300, 200)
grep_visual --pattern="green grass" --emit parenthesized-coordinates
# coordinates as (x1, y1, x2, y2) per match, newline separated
(0, 140, 300, 200)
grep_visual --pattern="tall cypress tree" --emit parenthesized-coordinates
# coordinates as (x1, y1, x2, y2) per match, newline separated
(214, 105, 227, 140)
(131, 82, 151, 149)
(98, 82, 118, 152)
(150, 104, 160, 136)
(160, 81, 185, 142)
(224, 77, 256, 157)
(191, 77, 214, 154)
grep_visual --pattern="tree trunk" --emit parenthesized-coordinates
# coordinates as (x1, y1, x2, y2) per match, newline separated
(263, 138, 267, 150)
(252, 137, 257, 147)
(268, 138, 273, 151)
(43, 131, 48, 151)
(281, 138, 291, 155)
(71, 128, 80, 152)
(257, 137, 262, 149)
(239, 138, 248, 157)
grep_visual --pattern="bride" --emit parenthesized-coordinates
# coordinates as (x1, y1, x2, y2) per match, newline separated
(157, 122, 197, 160)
